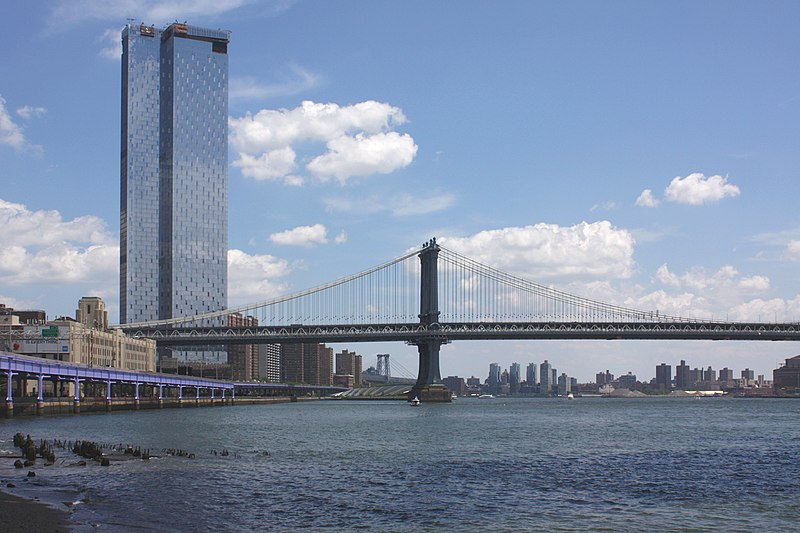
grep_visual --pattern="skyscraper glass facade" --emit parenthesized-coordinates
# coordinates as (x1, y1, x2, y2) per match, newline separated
(120, 24, 162, 324)
(158, 24, 229, 322)
(121, 22, 229, 361)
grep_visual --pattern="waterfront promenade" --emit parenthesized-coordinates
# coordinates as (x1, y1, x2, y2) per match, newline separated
(2, 352, 345, 417)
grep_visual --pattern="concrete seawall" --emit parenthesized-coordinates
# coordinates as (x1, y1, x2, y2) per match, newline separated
(3, 396, 312, 417)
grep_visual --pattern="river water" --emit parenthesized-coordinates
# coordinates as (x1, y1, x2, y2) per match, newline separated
(1, 397, 799, 531)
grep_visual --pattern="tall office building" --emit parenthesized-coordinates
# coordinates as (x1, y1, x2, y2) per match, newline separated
(488, 363, 501, 386)
(675, 360, 690, 389)
(655, 362, 672, 391)
(509, 362, 521, 394)
(539, 360, 552, 393)
(526, 362, 537, 386)
(120, 22, 229, 332)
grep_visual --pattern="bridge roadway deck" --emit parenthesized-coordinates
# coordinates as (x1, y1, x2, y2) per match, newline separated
(124, 321, 800, 345)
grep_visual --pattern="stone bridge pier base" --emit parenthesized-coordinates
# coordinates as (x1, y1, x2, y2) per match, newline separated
(409, 339, 451, 402)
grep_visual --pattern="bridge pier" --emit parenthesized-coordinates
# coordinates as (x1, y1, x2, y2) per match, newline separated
(409, 338, 451, 402)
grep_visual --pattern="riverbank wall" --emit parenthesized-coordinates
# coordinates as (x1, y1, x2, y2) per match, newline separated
(2, 395, 315, 417)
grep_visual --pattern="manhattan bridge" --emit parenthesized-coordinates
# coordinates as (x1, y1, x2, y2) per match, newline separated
(119, 239, 800, 400)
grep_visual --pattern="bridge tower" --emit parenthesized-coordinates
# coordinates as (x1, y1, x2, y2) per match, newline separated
(409, 238, 451, 402)
(376, 354, 390, 382)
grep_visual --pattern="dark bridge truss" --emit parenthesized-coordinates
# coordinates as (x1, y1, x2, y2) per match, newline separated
(128, 320, 800, 346)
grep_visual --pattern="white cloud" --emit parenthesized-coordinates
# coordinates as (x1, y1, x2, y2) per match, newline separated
(307, 132, 417, 184)
(727, 296, 800, 322)
(440, 221, 635, 280)
(49, 0, 255, 28)
(0, 198, 118, 285)
(635, 189, 660, 208)
(98, 27, 123, 60)
(787, 240, 800, 260)
(664, 173, 741, 205)
(641, 262, 777, 319)
(269, 224, 330, 248)
(1, 96, 42, 153)
(227, 249, 291, 306)
(334, 231, 347, 245)
(590, 201, 618, 212)
(230, 66, 321, 101)
(738, 275, 770, 291)
(229, 100, 417, 185)
(323, 191, 455, 217)
(16, 106, 47, 120)
(232, 147, 296, 182)
(655, 264, 680, 287)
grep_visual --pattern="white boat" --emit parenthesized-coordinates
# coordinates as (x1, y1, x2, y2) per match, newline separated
(478, 394, 494, 399)
(410, 396, 421, 406)
(450, 393, 457, 400)
(567, 393, 574, 400)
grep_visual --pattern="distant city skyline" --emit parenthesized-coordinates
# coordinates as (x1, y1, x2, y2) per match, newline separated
(2, 2, 800, 382)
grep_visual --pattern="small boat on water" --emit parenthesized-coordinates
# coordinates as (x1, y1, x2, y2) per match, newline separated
(478, 394, 494, 399)
(567, 393, 574, 400)
(410, 396, 421, 406)
(450, 393, 457, 400)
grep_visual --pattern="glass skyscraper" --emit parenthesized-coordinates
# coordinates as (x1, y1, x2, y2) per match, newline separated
(120, 22, 229, 334)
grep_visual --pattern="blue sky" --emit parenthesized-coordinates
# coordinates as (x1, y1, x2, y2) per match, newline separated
(2, 1, 799, 382)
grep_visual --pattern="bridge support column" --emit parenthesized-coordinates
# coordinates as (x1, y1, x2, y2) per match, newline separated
(73, 377, 81, 414)
(409, 338, 451, 402)
(158, 384, 164, 408)
(5, 372, 14, 418)
(134, 383, 141, 410)
(36, 374, 45, 415)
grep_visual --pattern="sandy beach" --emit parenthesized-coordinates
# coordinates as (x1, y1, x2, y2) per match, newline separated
(0, 488, 70, 532)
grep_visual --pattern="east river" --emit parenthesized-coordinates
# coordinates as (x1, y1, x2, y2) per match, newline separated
(2, 396, 800, 531)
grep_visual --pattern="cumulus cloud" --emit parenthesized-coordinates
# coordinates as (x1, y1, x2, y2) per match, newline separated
(232, 147, 297, 182)
(323, 191, 455, 217)
(0, 198, 118, 285)
(635, 189, 660, 208)
(440, 221, 635, 280)
(227, 249, 291, 306)
(307, 132, 417, 184)
(229, 100, 417, 185)
(641, 263, 777, 319)
(664, 173, 741, 205)
(269, 224, 331, 248)
(727, 295, 800, 322)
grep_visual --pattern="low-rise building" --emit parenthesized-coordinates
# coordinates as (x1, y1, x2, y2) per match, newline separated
(13, 320, 155, 372)
(774, 355, 800, 391)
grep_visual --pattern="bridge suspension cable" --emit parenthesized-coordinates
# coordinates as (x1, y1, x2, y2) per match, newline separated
(120, 248, 423, 329)
(119, 242, 715, 332)
(437, 247, 702, 324)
